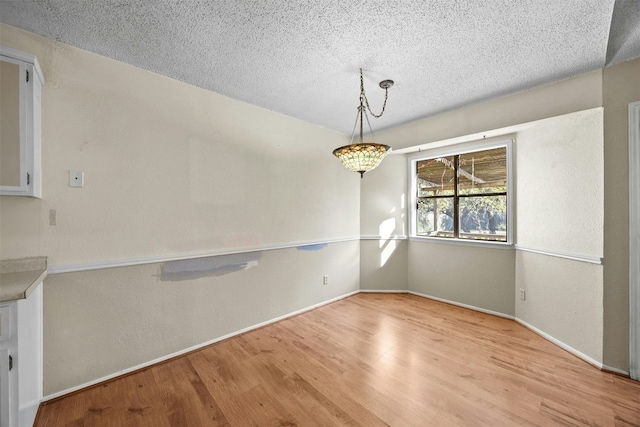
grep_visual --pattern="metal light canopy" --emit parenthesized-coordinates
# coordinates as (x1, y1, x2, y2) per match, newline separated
(333, 69, 393, 178)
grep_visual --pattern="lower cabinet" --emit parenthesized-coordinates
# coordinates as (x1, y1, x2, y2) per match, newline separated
(0, 282, 43, 427)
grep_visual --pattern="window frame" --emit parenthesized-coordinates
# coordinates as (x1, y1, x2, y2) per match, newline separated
(408, 137, 514, 246)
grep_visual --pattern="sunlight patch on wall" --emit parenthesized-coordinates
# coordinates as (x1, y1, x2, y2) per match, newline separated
(379, 218, 398, 267)
(379, 218, 396, 244)
(380, 239, 397, 267)
(401, 193, 407, 235)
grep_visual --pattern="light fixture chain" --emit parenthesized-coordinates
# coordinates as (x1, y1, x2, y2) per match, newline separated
(360, 69, 389, 118)
(363, 108, 376, 141)
(349, 106, 360, 145)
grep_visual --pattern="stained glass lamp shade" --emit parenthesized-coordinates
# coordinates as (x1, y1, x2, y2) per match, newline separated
(332, 142, 391, 178)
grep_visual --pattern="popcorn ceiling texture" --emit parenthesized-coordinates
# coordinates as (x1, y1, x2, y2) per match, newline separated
(0, 1, 638, 134)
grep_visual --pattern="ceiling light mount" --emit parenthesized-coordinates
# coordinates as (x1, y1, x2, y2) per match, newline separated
(332, 69, 393, 178)
(379, 80, 394, 90)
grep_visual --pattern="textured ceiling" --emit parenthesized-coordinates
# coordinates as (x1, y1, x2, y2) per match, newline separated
(1, 0, 639, 135)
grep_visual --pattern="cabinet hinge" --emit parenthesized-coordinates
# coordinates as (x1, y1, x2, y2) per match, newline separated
(27, 172, 30, 185)
(26, 70, 29, 82)
(9, 355, 12, 371)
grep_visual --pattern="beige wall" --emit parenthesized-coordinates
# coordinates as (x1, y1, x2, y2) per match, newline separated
(0, 24, 362, 396)
(359, 153, 407, 238)
(0, 24, 359, 266)
(359, 154, 408, 291)
(409, 242, 516, 315)
(602, 57, 640, 369)
(515, 251, 603, 361)
(516, 109, 604, 256)
(44, 241, 359, 395)
(515, 108, 604, 363)
(360, 240, 408, 291)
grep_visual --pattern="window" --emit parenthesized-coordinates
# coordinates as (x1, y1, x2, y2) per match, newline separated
(410, 141, 511, 243)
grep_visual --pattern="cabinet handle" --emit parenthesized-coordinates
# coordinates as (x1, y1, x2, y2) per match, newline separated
(9, 355, 12, 371)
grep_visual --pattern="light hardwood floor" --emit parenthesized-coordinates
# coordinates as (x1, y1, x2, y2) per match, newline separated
(36, 293, 640, 426)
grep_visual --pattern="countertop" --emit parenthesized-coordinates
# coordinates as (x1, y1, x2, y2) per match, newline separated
(0, 257, 47, 302)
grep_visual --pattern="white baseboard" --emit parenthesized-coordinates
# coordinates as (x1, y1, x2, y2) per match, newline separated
(359, 289, 409, 293)
(408, 290, 515, 319)
(601, 363, 630, 376)
(515, 317, 629, 376)
(405, 292, 630, 376)
(43, 290, 359, 402)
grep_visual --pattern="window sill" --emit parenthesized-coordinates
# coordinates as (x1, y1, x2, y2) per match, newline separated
(409, 235, 514, 250)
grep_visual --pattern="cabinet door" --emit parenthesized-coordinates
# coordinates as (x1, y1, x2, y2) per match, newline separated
(0, 46, 43, 198)
(0, 57, 27, 193)
(0, 348, 11, 427)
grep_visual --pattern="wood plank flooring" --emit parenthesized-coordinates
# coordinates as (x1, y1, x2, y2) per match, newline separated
(35, 293, 640, 426)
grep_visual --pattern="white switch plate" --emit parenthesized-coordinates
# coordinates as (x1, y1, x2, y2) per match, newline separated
(69, 171, 84, 188)
(323, 275, 328, 285)
(520, 289, 526, 301)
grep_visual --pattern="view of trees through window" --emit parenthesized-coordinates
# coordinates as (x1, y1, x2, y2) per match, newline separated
(415, 146, 507, 242)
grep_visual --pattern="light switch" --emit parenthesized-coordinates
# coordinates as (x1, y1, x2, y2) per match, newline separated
(69, 171, 84, 188)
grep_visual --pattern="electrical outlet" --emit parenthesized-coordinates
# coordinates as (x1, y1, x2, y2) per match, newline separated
(520, 289, 526, 301)
(323, 275, 328, 285)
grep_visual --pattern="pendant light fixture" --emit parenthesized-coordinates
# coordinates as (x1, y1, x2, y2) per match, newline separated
(333, 68, 393, 178)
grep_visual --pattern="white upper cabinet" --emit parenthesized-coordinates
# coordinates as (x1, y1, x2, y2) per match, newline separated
(0, 47, 44, 198)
